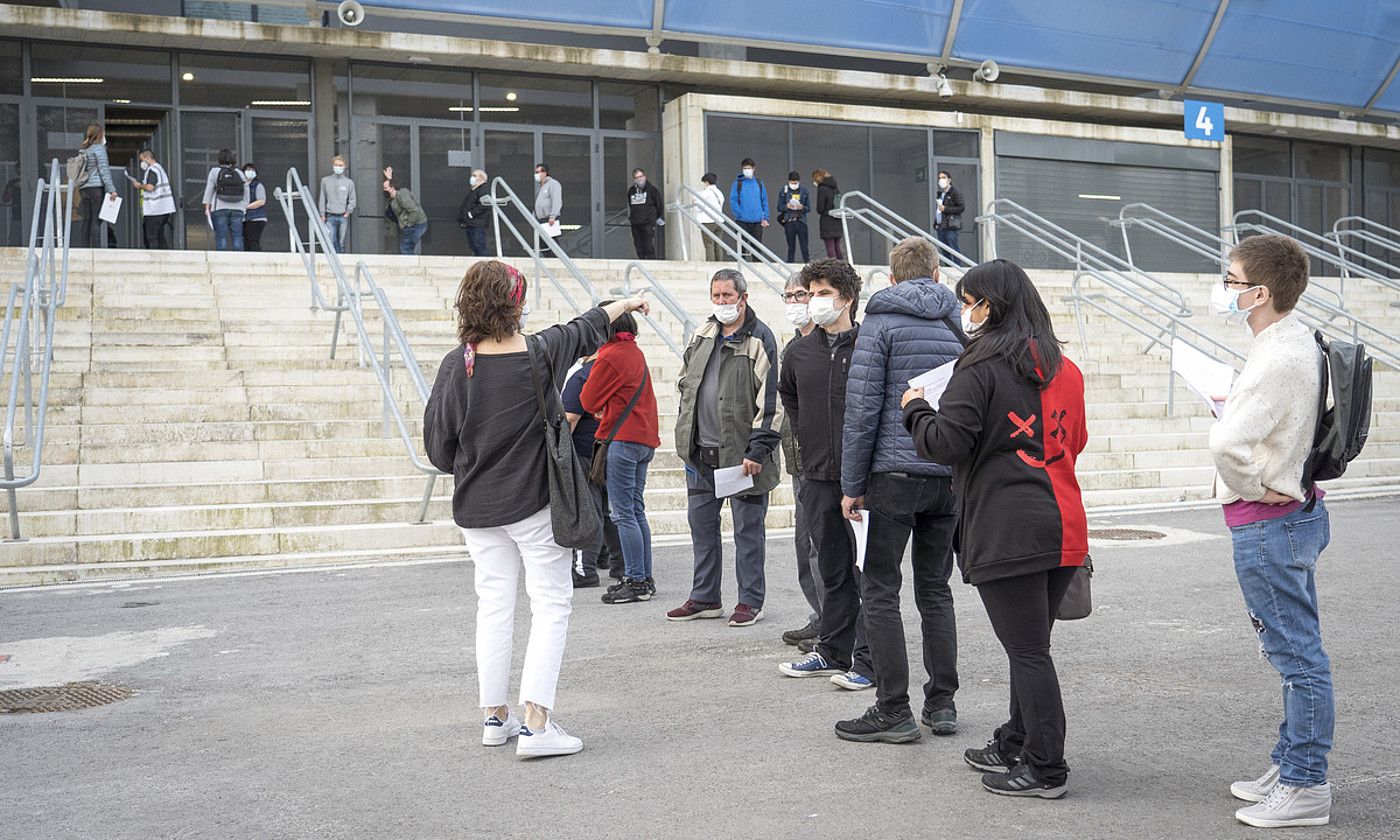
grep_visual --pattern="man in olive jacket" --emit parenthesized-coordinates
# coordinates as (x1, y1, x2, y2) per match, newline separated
(667, 268, 782, 627)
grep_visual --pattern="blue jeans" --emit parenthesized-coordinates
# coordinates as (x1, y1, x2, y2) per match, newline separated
(936, 226, 960, 255)
(606, 441, 654, 581)
(212, 209, 245, 251)
(1230, 501, 1334, 787)
(325, 214, 347, 252)
(466, 225, 489, 256)
(400, 222, 428, 255)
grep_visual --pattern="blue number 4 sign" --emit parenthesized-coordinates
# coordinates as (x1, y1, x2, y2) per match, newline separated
(1184, 100, 1224, 141)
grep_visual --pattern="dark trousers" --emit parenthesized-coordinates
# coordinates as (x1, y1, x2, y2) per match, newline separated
(791, 475, 822, 624)
(466, 225, 489, 257)
(801, 478, 872, 677)
(979, 566, 1077, 785)
(861, 472, 960, 717)
(574, 480, 623, 578)
(736, 221, 764, 261)
(142, 213, 173, 250)
(79, 187, 105, 247)
(936, 226, 961, 255)
(782, 218, 810, 262)
(243, 220, 265, 252)
(631, 222, 657, 260)
(823, 237, 844, 260)
(685, 459, 769, 609)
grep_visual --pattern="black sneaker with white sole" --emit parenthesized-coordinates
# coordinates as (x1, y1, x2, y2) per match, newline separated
(834, 705, 922, 744)
(600, 579, 651, 604)
(964, 741, 1016, 772)
(981, 762, 1066, 799)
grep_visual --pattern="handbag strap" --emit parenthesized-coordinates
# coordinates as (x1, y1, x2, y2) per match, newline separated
(524, 336, 557, 424)
(601, 367, 649, 445)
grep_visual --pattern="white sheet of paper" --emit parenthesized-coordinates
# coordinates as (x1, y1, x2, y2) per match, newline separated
(98, 194, 122, 224)
(1171, 338, 1235, 418)
(907, 359, 958, 409)
(542, 219, 562, 237)
(713, 465, 754, 499)
(851, 511, 869, 572)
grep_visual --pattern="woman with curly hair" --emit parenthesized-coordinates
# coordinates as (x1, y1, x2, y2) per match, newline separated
(424, 260, 649, 758)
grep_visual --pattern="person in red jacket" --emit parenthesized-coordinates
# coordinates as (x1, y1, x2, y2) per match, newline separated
(900, 259, 1088, 800)
(581, 305, 661, 605)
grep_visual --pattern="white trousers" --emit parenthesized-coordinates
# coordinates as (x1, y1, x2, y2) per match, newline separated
(460, 506, 574, 710)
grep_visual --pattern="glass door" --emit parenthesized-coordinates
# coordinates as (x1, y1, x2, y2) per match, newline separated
(416, 123, 473, 257)
(484, 129, 536, 257)
(178, 110, 241, 250)
(542, 132, 592, 257)
(352, 120, 410, 255)
(603, 135, 661, 259)
(246, 111, 310, 253)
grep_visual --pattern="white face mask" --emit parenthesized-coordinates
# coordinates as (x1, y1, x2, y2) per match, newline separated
(785, 302, 812, 328)
(332, 165, 345, 175)
(938, 179, 950, 190)
(469, 176, 480, 187)
(808, 297, 846, 328)
(813, 181, 820, 188)
(960, 300, 986, 335)
(1211, 282, 1264, 326)
(140, 161, 150, 171)
(534, 172, 544, 183)
(788, 182, 799, 189)
(741, 168, 754, 179)
(713, 303, 741, 325)
(244, 170, 256, 181)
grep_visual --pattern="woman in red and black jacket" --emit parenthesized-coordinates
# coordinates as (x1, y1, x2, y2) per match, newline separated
(900, 259, 1088, 800)
(581, 305, 660, 605)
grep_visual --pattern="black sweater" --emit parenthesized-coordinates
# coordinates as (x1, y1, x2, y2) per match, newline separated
(424, 308, 610, 528)
(901, 352, 1089, 585)
(457, 184, 490, 229)
(778, 324, 858, 482)
(626, 182, 663, 226)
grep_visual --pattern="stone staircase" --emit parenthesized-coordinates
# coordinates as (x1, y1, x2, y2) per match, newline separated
(1, 247, 1396, 586)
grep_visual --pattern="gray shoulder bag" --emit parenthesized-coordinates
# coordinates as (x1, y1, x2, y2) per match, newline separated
(525, 337, 602, 549)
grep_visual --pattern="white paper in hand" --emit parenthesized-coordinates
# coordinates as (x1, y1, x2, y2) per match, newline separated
(1171, 338, 1235, 418)
(542, 219, 562, 237)
(713, 464, 754, 499)
(98, 194, 122, 225)
(907, 359, 958, 409)
(851, 511, 869, 571)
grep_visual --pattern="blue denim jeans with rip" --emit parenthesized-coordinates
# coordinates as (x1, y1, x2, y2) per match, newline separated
(1229, 500, 1334, 787)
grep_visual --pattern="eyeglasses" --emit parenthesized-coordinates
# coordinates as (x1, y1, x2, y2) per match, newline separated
(1221, 277, 1254, 290)
(782, 291, 810, 303)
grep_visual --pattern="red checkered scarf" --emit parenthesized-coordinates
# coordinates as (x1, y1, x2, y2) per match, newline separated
(463, 264, 526, 378)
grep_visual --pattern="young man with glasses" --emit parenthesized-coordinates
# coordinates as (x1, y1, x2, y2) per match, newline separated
(778, 274, 822, 648)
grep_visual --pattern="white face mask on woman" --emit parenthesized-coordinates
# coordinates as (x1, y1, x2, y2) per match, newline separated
(332, 165, 345, 175)
(960, 299, 986, 335)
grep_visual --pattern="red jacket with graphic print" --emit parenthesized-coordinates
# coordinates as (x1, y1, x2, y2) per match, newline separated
(902, 351, 1088, 585)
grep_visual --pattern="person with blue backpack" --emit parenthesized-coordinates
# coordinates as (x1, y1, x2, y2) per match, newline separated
(728, 158, 769, 260)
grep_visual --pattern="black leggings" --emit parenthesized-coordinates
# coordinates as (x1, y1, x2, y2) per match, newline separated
(79, 187, 105, 247)
(977, 566, 1078, 784)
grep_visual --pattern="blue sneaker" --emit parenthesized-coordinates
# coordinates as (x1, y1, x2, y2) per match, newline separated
(830, 671, 875, 691)
(778, 651, 843, 678)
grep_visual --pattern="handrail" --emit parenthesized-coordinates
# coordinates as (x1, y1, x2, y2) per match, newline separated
(618, 262, 698, 361)
(1327, 216, 1400, 286)
(1229, 209, 1400, 297)
(834, 191, 976, 276)
(275, 168, 446, 523)
(1117, 203, 1399, 370)
(485, 176, 598, 314)
(668, 185, 789, 295)
(866, 267, 892, 289)
(2, 159, 74, 540)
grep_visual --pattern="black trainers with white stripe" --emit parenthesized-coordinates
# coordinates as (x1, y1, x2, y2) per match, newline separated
(981, 761, 1067, 799)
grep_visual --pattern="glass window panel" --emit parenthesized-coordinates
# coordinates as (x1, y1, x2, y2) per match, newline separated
(1233, 177, 1261, 214)
(351, 121, 409, 254)
(1294, 141, 1348, 183)
(349, 64, 471, 121)
(931, 129, 979, 160)
(1263, 180, 1291, 222)
(477, 73, 591, 128)
(705, 116, 788, 203)
(0, 41, 21, 96)
(542, 133, 592, 255)
(598, 82, 659, 132)
(938, 161, 980, 263)
(870, 126, 931, 265)
(792, 122, 871, 262)
(416, 124, 474, 256)
(178, 53, 309, 109)
(483, 129, 535, 257)
(31, 43, 171, 105)
(248, 115, 309, 253)
(1232, 136, 1290, 177)
(604, 134, 661, 258)
(0, 103, 21, 247)
(1362, 147, 1400, 188)
(179, 110, 240, 251)
(36, 103, 99, 183)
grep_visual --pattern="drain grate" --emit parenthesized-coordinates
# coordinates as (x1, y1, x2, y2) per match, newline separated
(1089, 528, 1166, 541)
(121, 601, 158, 609)
(0, 682, 134, 714)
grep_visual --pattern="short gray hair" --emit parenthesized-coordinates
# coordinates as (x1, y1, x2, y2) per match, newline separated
(784, 270, 804, 290)
(711, 268, 747, 295)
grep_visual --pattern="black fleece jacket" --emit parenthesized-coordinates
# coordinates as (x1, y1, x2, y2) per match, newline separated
(778, 324, 859, 482)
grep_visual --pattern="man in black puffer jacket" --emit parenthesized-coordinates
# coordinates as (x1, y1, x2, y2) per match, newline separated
(627, 168, 664, 260)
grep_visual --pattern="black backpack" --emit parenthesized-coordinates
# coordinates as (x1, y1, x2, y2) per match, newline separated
(1302, 331, 1372, 507)
(214, 165, 245, 199)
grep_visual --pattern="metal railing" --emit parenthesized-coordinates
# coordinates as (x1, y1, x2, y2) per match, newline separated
(1116, 203, 1400, 370)
(1229, 209, 1400, 298)
(275, 168, 446, 523)
(834, 191, 976, 278)
(979, 199, 1239, 411)
(2, 159, 73, 540)
(866, 267, 892, 289)
(668, 185, 789, 295)
(485, 176, 598, 313)
(1328, 216, 1400, 286)
(617, 261, 698, 361)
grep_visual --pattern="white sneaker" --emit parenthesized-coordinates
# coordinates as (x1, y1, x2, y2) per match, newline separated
(1231, 764, 1281, 803)
(482, 712, 522, 746)
(516, 718, 584, 758)
(1235, 782, 1331, 828)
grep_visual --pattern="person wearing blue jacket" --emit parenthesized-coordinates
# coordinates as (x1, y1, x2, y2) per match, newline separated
(728, 158, 769, 260)
(777, 170, 812, 263)
(834, 235, 966, 745)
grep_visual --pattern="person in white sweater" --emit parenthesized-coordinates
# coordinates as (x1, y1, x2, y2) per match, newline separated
(1207, 234, 1334, 830)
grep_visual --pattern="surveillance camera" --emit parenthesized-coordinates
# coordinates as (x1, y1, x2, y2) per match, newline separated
(337, 0, 365, 27)
(936, 73, 953, 99)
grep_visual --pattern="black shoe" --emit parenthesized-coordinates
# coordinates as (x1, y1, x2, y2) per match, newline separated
(608, 568, 624, 581)
(981, 761, 1066, 799)
(834, 705, 922, 744)
(782, 621, 819, 646)
(920, 706, 958, 736)
(964, 741, 1016, 773)
(796, 636, 817, 654)
(601, 579, 651, 604)
(644, 577, 656, 596)
(572, 572, 601, 589)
